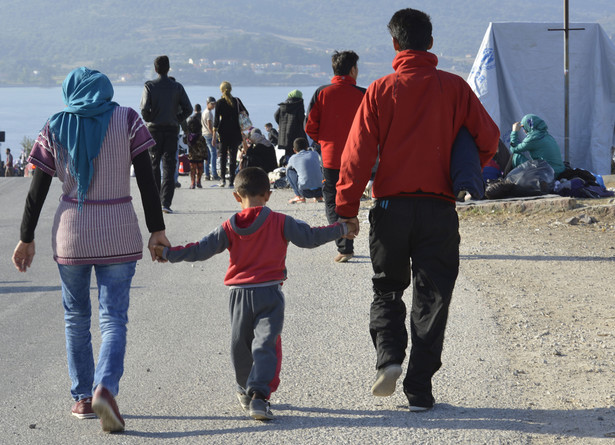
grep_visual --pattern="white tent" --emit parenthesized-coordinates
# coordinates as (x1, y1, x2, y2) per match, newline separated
(468, 22, 615, 175)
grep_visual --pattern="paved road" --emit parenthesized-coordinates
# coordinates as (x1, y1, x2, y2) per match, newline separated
(0, 176, 602, 444)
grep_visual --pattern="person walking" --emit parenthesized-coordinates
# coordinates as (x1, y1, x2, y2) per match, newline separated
(335, 8, 499, 412)
(305, 50, 365, 262)
(11, 67, 170, 433)
(5, 148, 14, 177)
(186, 104, 209, 188)
(274, 90, 307, 165)
(140, 55, 192, 213)
(212, 81, 248, 188)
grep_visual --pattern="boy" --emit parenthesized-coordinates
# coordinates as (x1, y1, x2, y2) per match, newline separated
(154, 167, 355, 421)
(286, 138, 324, 204)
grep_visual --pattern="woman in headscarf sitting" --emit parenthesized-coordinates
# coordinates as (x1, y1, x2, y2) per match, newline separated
(507, 114, 566, 177)
(11, 67, 169, 433)
(242, 128, 278, 173)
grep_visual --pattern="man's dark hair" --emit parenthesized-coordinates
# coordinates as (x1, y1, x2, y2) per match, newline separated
(194, 104, 201, 112)
(293, 138, 309, 152)
(331, 50, 359, 76)
(264, 123, 273, 129)
(235, 167, 270, 197)
(387, 8, 432, 51)
(154, 55, 170, 75)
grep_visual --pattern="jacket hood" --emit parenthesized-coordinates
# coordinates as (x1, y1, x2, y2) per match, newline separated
(279, 97, 305, 111)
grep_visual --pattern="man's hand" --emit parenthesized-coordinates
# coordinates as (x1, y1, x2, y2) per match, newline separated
(340, 217, 360, 239)
(12, 240, 35, 272)
(512, 122, 522, 132)
(148, 230, 170, 262)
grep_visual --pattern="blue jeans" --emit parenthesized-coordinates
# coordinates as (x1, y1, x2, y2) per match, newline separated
(58, 261, 136, 401)
(286, 168, 323, 198)
(204, 136, 218, 178)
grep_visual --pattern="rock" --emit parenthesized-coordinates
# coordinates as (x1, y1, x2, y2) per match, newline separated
(566, 216, 580, 225)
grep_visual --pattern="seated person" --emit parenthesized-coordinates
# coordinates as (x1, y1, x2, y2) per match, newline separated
(506, 114, 565, 177)
(286, 138, 323, 203)
(243, 128, 278, 173)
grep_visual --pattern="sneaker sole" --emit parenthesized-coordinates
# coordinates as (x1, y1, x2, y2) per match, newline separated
(92, 398, 124, 433)
(71, 411, 97, 420)
(409, 405, 433, 412)
(250, 409, 274, 421)
(334, 255, 353, 263)
(371, 364, 403, 397)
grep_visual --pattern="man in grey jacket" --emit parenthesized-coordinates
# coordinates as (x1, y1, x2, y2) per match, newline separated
(140, 55, 192, 214)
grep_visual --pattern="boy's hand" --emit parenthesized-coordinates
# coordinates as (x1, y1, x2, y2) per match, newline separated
(152, 244, 167, 262)
(341, 217, 359, 239)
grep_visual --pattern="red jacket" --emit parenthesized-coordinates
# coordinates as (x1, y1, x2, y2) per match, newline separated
(305, 75, 366, 169)
(336, 50, 499, 218)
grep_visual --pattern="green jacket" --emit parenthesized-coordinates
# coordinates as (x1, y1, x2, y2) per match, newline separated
(510, 114, 565, 176)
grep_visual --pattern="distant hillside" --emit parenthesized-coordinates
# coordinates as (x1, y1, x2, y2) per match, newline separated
(1, 0, 613, 86)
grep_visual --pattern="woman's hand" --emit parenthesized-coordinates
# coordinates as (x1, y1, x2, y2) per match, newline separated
(148, 230, 170, 262)
(512, 122, 522, 132)
(12, 240, 35, 272)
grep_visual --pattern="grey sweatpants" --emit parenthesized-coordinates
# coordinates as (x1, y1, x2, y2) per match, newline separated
(229, 284, 284, 398)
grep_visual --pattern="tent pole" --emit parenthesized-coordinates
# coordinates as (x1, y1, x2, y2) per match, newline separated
(564, 0, 570, 163)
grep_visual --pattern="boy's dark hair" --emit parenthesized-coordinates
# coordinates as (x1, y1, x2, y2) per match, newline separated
(235, 167, 270, 197)
(332, 50, 359, 76)
(264, 123, 273, 128)
(194, 104, 201, 112)
(293, 138, 309, 152)
(154, 55, 170, 75)
(387, 8, 432, 52)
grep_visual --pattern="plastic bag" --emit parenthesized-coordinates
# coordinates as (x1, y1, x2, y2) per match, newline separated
(505, 159, 555, 194)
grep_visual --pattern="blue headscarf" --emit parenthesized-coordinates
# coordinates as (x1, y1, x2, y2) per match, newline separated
(48, 67, 118, 208)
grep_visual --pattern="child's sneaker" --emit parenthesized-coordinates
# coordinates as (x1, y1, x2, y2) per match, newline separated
(249, 397, 274, 421)
(236, 391, 251, 412)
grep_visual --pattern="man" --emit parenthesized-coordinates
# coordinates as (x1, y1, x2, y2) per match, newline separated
(140, 55, 192, 214)
(335, 8, 499, 411)
(202, 96, 219, 180)
(264, 123, 278, 146)
(286, 137, 323, 204)
(305, 50, 365, 263)
(4, 148, 13, 177)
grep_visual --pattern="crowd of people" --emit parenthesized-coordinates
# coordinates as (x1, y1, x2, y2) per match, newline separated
(11, 5, 604, 436)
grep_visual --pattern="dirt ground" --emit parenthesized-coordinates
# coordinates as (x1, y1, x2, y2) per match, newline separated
(456, 195, 615, 416)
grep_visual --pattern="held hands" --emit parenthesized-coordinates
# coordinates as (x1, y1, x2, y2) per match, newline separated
(340, 217, 360, 239)
(12, 240, 36, 272)
(147, 230, 170, 263)
(512, 122, 522, 132)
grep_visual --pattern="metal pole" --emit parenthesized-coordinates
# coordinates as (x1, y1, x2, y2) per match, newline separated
(564, 0, 570, 162)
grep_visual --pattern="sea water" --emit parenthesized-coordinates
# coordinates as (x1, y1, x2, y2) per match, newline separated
(0, 85, 319, 158)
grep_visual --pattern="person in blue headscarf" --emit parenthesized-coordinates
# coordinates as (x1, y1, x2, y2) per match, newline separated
(508, 114, 566, 177)
(12, 67, 170, 433)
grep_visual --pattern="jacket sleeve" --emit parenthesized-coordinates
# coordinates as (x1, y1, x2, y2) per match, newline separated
(283, 216, 346, 248)
(213, 102, 221, 130)
(335, 90, 379, 218)
(20, 167, 53, 243)
(133, 150, 165, 233)
(509, 131, 534, 154)
(177, 86, 193, 124)
(140, 84, 153, 122)
(162, 226, 228, 262)
(304, 90, 321, 142)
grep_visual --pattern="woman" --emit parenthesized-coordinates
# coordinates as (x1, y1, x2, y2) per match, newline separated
(11, 67, 169, 433)
(186, 104, 209, 188)
(508, 114, 565, 177)
(212, 81, 248, 187)
(243, 128, 278, 173)
(274, 89, 307, 165)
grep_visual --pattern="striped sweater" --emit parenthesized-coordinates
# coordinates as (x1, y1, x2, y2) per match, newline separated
(29, 106, 156, 265)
